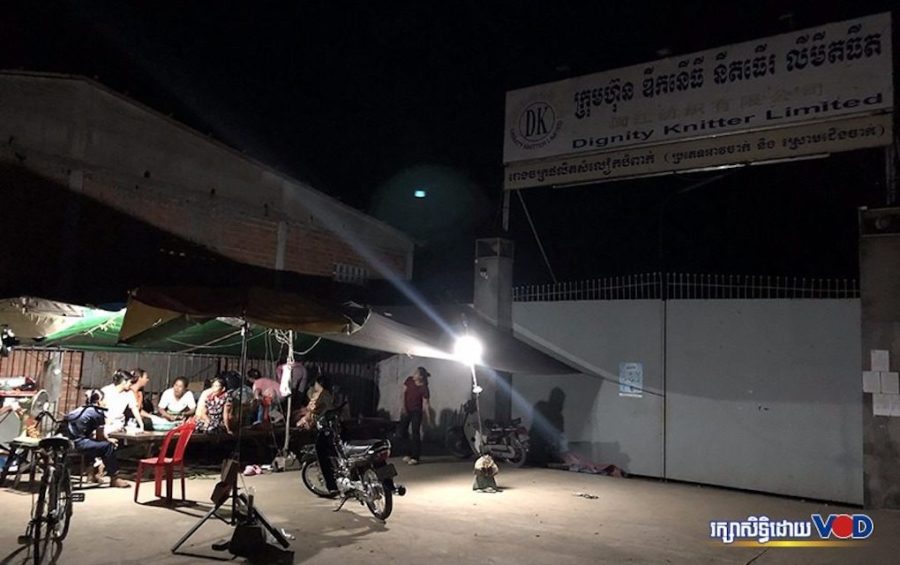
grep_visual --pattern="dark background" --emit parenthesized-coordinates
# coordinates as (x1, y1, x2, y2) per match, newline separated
(2, 1, 897, 302)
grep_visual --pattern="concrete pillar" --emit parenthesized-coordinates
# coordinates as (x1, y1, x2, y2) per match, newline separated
(860, 206, 900, 508)
(473, 238, 514, 330)
(473, 237, 515, 421)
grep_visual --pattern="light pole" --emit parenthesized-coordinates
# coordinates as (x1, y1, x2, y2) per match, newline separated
(454, 334, 485, 454)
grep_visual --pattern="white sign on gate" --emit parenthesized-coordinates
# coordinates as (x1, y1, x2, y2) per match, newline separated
(619, 362, 643, 398)
(503, 12, 893, 174)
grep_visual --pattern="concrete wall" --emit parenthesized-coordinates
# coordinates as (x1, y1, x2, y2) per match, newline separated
(665, 300, 862, 504)
(860, 219, 900, 508)
(506, 299, 862, 504)
(0, 72, 413, 280)
(512, 301, 664, 477)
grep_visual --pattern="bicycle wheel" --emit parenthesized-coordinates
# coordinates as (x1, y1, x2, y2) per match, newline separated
(32, 467, 51, 564)
(50, 466, 72, 541)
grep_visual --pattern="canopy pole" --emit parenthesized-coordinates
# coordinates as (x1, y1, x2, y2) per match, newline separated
(234, 321, 249, 461)
(282, 330, 294, 453)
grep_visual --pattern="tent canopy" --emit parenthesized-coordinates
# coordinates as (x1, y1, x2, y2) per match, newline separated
(1, 288, 375, 360)
(323, 304, 577, 375)
(0, 296, 113, 340)
(39, 309, 355, 359)
(119, 286, 369, 346)
(4, 289, 581, 376)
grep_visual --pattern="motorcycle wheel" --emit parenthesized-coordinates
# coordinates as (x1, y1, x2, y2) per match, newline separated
(301, 460, 338, 499)
(362, 468, 393, 521)
(505, 438, 528, 468)
(445, 427, 472, 459)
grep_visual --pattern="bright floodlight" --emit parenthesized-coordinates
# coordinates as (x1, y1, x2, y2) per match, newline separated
(414, 189, 427, 198)
(454, 335, 483, 366)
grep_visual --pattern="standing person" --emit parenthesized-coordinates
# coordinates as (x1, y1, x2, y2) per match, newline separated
(157, 377, 196, 421)
(398, 367, 432, 465)
(276, 359, 308, 399)
(66, 389, 130, 488)
(248, 369, 283, 426)
(195, 376, 233, 434)
(100, 369, 142, 435)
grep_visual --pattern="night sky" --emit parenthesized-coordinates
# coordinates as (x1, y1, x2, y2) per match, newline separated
(3, 1, 897, 301)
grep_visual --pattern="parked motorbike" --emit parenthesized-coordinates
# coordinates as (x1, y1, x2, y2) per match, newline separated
(445, 399, 529, 467)
(297, 405, 406, 521)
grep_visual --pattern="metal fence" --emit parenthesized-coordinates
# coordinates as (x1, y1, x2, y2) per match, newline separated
(512, 273, 860, 302)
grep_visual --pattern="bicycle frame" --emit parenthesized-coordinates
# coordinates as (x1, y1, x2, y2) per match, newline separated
(19, 411, 81, 564)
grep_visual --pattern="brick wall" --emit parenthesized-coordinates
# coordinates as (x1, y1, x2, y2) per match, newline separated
(0, 73, 414, 283)
(79, 171, 381, 278)
(0, 349, 84, 415)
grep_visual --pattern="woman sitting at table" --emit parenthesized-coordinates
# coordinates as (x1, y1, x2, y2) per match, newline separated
(100, 369, 143, 435)
(195, 376, 233, 434)
(158, 376, 196, 421)
(66, 389, 130, 488)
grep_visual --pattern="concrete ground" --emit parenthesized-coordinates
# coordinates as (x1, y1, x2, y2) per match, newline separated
(1, 456, 898, 565)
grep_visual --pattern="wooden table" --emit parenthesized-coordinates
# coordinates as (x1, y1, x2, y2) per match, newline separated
(109, 427, 282, 444)
(107, 430, 169, 447)
(108, 426, 285, 461)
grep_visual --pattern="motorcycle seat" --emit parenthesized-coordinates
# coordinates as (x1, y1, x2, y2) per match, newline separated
(342, 439, 389, 457)
(485, 417, 522, 430)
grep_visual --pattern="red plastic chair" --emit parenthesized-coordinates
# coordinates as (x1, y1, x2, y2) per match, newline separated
(133, 420, 196, 503)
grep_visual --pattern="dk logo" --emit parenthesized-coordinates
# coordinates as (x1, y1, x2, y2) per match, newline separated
(511, 101, 562, 150)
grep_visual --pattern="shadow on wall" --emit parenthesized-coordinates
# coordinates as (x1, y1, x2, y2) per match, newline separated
(528, 387, 566, 466)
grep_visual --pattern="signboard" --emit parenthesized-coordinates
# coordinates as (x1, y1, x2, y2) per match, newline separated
(505, 113, 892, 189)
(503, 12, 893, 182)
(619, 362, 643, 398)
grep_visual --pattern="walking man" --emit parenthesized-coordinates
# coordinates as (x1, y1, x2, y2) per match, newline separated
(398, 367, 432, 465)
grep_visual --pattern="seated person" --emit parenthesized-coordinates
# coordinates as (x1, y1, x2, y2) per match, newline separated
(128, 368, 153, 429)
(193, 377, 212, 405)
(100, 369, 143, 434)
(298, 374, 338, 494)
(65, 389, 129, 488)
(195, 376, 233, 434)
(224, 371, 255, 429)
(157, 377, 196, 421)
(297, 373, 335, 430)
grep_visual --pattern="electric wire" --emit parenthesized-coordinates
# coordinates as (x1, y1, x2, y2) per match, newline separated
(516, 190, 558, 284)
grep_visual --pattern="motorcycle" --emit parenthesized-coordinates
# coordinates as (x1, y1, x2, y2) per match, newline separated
(445, 399, 529, 467)
(297, 405, 406, 521)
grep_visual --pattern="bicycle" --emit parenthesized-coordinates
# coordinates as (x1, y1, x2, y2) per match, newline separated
(16, 411, 82, 564)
